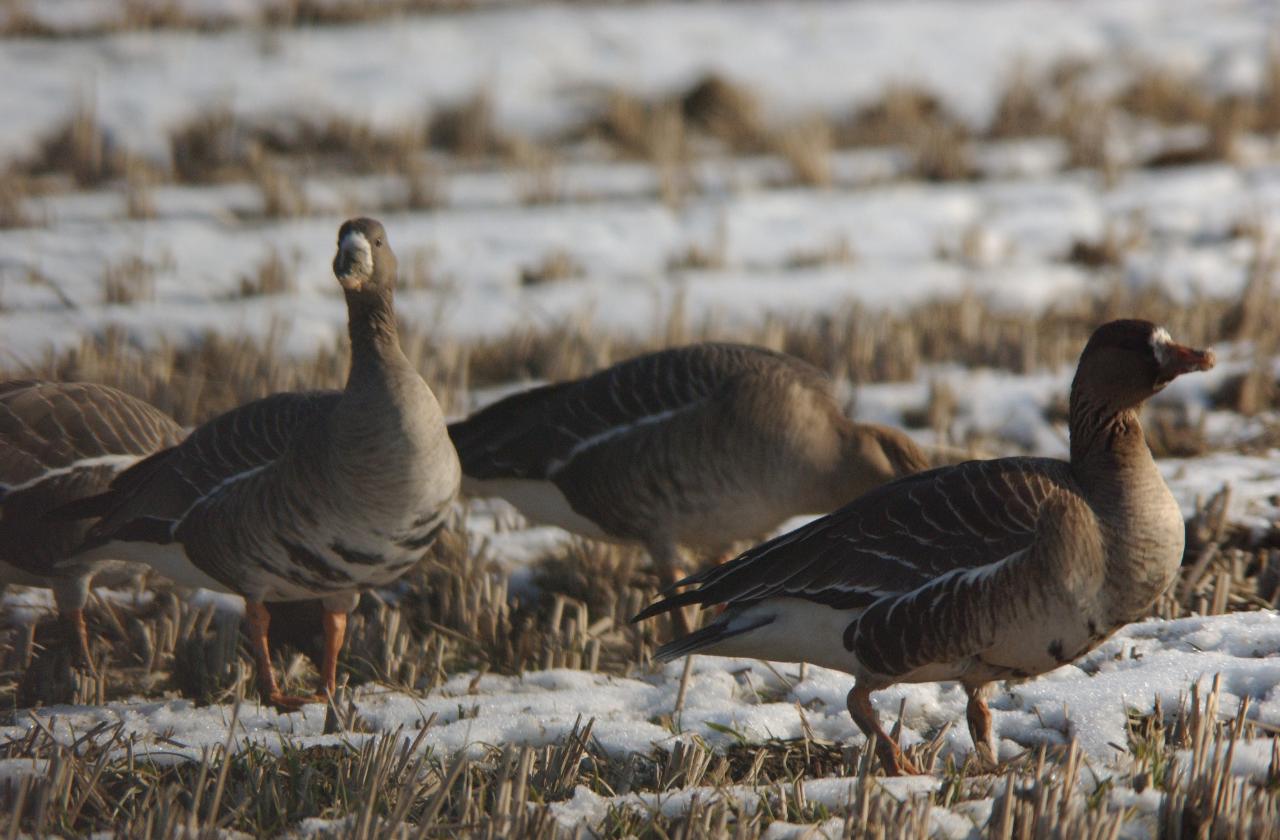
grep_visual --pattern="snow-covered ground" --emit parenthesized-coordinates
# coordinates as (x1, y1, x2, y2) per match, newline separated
(3, 0, 1277, 161)
(2, 2, 1280, 361)
(3, 612, 1278, 835)
(2, 1, 1280, 836)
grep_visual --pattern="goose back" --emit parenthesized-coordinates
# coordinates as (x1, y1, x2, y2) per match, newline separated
(450, 343, 880, 547)
(0, 381, 183, 582)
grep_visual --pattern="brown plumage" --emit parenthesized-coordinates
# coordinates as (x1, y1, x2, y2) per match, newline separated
(635, 320, 1215, 775)
(61, 218, 461, 710)
(0, 380, 184, 664)
(449, 343, 930, 625)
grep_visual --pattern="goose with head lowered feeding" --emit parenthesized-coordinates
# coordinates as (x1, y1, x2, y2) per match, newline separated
(1, 381, 184, 667)
(58, 218, 460, 710)
(448, 343, 931, 631)
(634, 320, 1215, 775)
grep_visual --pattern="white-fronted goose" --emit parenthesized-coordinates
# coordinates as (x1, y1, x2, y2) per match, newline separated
(61, 218, 460, 710)
(634, 320, 1215, 775)
(0, 381, 184, 664)
(448, 344, 930, 611)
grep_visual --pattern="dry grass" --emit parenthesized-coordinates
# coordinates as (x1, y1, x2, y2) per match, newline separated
(428, 92, 502, 160)
(169, 107, 244, 184)
(1063, 216, 1148, 268)
(986, 61, 1055, 139)
(835, 86, 975, 181)
(11, 276, 1260, 421)
(248, 149, 309, 219)
(520, 249, 583, 287)
(3, 284, 1280, 835)
(680, 74, 768, 154)
(237, 249, 297, 298)
(101, 255, 160, 305)
(0, 170, 35, 229)
(772, 116, 833, 187)
(2, 603, 1277, 839)
(22, 97, 128, 188)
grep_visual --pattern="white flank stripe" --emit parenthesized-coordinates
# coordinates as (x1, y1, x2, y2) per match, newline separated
(0, 454, 140, 495)
(171, 462, 271, 536)
(545, 399, 704, 476)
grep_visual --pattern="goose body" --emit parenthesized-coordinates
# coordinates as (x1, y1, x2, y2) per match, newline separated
(65, 219, 460, 708)
(450, 344, 930, 601)
(0, 380, 184, 662)
(636, 320, 1215, 774)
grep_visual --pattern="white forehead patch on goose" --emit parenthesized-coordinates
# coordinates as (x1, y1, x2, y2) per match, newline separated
(1149, 326, 1174, 365)
(340, 230, 374, 275)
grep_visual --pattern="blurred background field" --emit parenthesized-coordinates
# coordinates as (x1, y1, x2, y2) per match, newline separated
(3, 1, 1280, 837)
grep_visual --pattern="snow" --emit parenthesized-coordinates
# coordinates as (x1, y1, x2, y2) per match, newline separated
(2, 3, 1279, 834)
(3, 164, 1279, 364)
(3, 612, 1277, 834)
(7, 612, 1278, 768)
(3, 1, 1277, 162)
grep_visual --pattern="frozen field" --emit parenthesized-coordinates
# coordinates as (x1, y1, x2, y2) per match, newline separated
(2, 0, 1280, 837)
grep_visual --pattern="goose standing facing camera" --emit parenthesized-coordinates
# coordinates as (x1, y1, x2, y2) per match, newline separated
(634, 320, 1215, 775)
(449, 343, 930, 631)
(1, 381, 184, 666)
(61, 219, 460, 710)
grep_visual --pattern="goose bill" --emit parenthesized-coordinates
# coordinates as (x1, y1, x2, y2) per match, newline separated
(1157, 343, 1215, 383)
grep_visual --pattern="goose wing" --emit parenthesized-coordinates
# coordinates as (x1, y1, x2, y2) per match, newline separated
(1, 381, 182, 491)
(449, 344, 810, 481)
(69, 391, 340, 545)
(635, 456, 1075, 618)
(1, 381, 184, 566)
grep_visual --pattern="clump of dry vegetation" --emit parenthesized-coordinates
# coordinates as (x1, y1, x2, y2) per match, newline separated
(836, 86, 975, 181)
(428, 91, 503, 160)
(248, 148, 309, 218)
(100, 255, 160, 305)
(237, 249, 297, 297)
(23, 97, 129, 188)
(680, 74, 768, 154)
(169, 107, 245, 184)
(520, 249, 584, 287)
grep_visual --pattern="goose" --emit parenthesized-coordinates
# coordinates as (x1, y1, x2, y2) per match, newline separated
(0, 380, 184, 666)
(59, 218, 460, 710)
(634, 320, 1215, 775)
(448, 343, 930, 628)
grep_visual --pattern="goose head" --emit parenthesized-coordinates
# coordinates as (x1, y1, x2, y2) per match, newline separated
(333, 217, 397, 296)
(1071, 319, 1215, 416)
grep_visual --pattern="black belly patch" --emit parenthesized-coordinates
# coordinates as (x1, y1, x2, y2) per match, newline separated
(1047, 639, 1070, 664)
(397, 521, 444, 551)
(331, 541, 385, 566)
(281, 540, 351, 585)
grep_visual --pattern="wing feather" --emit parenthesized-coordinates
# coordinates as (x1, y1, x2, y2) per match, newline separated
(448, 343, 826, 481)
(80, 391, 340, 544)
(634, 457, 1076, 619)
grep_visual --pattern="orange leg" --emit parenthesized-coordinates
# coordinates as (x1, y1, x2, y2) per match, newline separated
(318, 608, 347, 699)
(64, 608, 96, 673)
(245, 601, 321, 712)
(846, 684, 923, 776)
(965, 684, 997, 768)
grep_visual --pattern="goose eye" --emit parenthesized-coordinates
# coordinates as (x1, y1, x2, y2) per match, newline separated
(375, 238, 384, 247)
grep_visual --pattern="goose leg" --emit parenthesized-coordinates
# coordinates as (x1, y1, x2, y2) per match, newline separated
(52, 578, 95, 673)
(648, 540, 694, 636)
(318, 610, 346, 699)
(244, 601, 319, 712)
(846, 683, 922, 776)
(965, 683, 997, 769)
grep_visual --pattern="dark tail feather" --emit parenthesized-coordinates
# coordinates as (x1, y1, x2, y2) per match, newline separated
(652, 613, 774, 662)
(44, 490, 116, 522)
(631, 588, 707, 623)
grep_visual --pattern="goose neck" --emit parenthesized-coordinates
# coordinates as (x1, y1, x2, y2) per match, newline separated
(345, 288, 403, 377)
(1068, 403, 1155, 497)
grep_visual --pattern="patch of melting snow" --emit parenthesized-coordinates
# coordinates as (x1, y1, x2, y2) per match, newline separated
(5, 613, 1278, 774)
